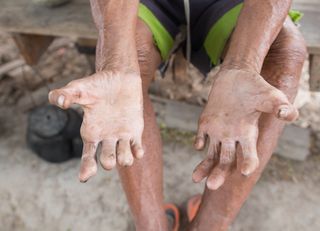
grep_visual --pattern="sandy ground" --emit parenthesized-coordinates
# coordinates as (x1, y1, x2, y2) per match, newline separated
(0, 106, 319, 231)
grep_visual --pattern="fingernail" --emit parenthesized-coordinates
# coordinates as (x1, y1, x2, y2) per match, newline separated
(57, 95, 65, 107)
(278, 107, 288, 118)
(48, 91, 52, 100)
(241, 163, 252, 176)
(241, 168, 251, 176)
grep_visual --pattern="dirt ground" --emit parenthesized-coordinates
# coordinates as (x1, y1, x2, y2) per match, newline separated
(0, 33, 320, 231)
(1, 105, 320, 231)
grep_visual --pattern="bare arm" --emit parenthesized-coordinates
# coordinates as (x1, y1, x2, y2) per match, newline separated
(193, 0, 298, 190)
(49, 0, 145, 182)
(222, 0, 292, 72)
(89, 0, 140, 73)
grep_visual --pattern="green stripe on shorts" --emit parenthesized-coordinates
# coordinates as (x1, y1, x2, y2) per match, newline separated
(138, 3, 174, 60)
(204, 5, 303, 67)
(203, 3, 243, 66)
(289, 10, 303, 23)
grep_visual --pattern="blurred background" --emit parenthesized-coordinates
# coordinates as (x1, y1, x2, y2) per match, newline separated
(0, 0, 319, 230)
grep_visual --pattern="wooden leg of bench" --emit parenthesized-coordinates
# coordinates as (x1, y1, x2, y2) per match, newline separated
(12, 33, 54, 65)
(309, 54, 320, 91)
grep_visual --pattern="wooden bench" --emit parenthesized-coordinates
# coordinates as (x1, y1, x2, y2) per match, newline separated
(0, 0, 319, 90)
(292, 1, 320, 91)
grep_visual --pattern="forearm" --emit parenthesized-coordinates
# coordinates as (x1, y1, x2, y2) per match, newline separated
(89, 0, 139, 73)
(222, 0, 291, 72)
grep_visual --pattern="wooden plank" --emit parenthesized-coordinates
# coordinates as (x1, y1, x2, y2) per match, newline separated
(296, 10, 320, 49)
(12, 33, 54, 65)
(0, 0, 318, 49)
(307, 46, 320, 55)
(0, 0, 97, 39)
(309, 54, 320, 91)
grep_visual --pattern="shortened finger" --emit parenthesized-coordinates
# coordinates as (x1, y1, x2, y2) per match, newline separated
(207, 138, 220, 160)
(240, 140, 259, 176)
(206, 164, 231, 190)
(117, 139, 134, 166)
(220, 140, 236, 165)
(277, 104, 299, 122)
(192, 158, 215, 183)
(131, 139, 144, 159)
(79, 141, 98, 182)
(100, 139, 117, 170)
(48, 86, 81, 109)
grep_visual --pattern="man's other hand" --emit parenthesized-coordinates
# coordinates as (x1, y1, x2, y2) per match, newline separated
(49, 71, 144, 182)
(192, 69, 298, 190)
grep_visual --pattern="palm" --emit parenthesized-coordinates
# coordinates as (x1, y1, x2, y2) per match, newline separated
(49, 72, 144, 182)
(193, 69, 298, 190)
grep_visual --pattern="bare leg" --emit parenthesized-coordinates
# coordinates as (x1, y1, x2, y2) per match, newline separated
(116, 19, 167, 231)
(189, 18, 307, 231)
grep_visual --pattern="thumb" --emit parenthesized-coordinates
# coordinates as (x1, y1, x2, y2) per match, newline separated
(48, 81, 84, 109)
(277, 104, 299, 122)
(256, 89, 299, 122)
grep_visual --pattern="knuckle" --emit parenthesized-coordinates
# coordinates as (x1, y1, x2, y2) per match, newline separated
(199, 116, 210, 127)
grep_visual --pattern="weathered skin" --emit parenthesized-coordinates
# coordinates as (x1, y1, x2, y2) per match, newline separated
(189, 17, 306, 231)
(193, 0, 296, 190)
(49, 72, 144, 181)
(48, 0, 307, 230)
(193, 68, 298, 190)
(49, 0, 143, 182)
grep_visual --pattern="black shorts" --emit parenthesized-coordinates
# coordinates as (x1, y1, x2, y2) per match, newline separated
(138, 0, 244, 75)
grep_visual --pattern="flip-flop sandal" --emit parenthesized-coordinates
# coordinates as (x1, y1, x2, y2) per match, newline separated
(165, 203, 180, 231)
(186, 194, 202, 222)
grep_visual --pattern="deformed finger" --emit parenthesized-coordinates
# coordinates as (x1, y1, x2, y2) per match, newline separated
(131, 138, 144, 159)
(192, 158, 215, 183)
(256, 89, 299, 122)
(49, 85, 82, 109)
(240, 139, 259, 176)
(100, 139, 117, 170)
(277, 104, 299, 122)
(207, 138, 219, 160)
(206, 163, 231, 190)
(219, 140, 236, 165)
(79, 141, 98, 182)
(117, 139, 134, 166)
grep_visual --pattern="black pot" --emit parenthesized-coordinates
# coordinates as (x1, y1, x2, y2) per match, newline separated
(26, 105, 83, 163)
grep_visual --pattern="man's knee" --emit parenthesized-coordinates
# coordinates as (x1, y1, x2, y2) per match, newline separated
(268, 18, 307, 67)
(263, 18, 307, 90)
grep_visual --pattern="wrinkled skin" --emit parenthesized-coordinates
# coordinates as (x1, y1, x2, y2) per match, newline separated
(192, 68, 298, 190)
(49, 71, 144, 182)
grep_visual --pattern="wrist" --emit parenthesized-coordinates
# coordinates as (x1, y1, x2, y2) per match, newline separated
(98, 69, 141, 80)
(221, 57, 261, 74)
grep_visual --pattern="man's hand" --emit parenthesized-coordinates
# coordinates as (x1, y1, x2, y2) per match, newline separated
(49, 71, 144, 182)
(192, 69, 298, 190)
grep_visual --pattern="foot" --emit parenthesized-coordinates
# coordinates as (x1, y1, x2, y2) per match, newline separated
(49, 71, 144, 182)
(193, 68, 298, 190)
(186, 194, 202, 222)
(165, 203, 180, 231)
